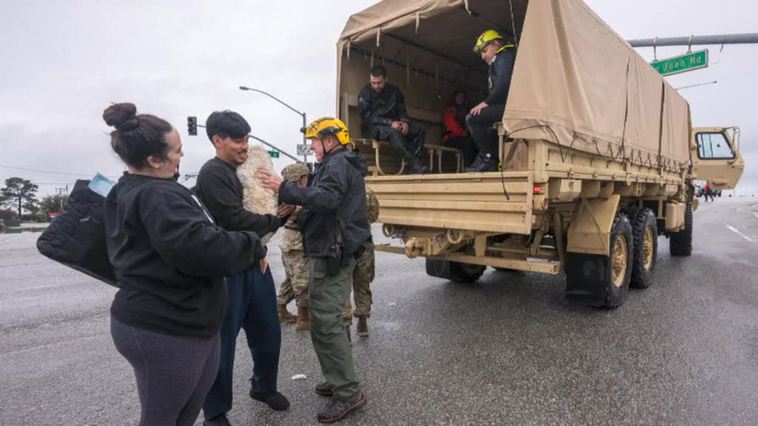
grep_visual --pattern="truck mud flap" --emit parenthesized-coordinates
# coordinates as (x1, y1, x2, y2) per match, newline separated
(565, 253, 609, 305)
(426, 257, 452, 278)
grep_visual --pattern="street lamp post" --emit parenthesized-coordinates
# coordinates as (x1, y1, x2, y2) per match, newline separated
(239, 86, 308, 163)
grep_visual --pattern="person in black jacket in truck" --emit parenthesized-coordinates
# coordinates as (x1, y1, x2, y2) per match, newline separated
(195, 110, 293, 426)
(102, 103, 268, 426)
(465, 29, 516, 172)
(358, 64, 428, 174)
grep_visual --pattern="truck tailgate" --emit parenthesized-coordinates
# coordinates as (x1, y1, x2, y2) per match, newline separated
(367, 171, 534, 234)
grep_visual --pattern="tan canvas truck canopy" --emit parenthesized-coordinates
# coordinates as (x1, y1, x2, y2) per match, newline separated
(337, 0, 691, 171)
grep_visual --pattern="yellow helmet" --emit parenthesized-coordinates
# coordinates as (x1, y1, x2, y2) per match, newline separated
(301, 117, 351, 145)
(473, 29, 504, 53)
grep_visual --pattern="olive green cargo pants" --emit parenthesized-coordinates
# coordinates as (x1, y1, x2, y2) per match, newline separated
(309, 256, 360, 400)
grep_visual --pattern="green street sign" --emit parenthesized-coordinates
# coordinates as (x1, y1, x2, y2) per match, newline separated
(650, 49, 709, 76)
(268, 150, 280, 158)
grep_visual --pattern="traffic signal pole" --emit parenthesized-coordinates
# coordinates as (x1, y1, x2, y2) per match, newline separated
(249, 135, 300, 162)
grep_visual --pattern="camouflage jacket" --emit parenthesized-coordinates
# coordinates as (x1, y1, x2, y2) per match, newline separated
(366, 187, 379, 224)
(279, 207, 304, 252)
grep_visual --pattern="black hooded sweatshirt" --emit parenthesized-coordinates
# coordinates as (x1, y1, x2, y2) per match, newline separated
(195, 157, 281, 235)
(278, 147, 372, 258)
(104, 173, 266, 337)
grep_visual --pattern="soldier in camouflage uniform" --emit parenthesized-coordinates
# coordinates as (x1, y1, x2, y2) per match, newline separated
(343, 187, 378, 338)
(276, 163, 311, 331)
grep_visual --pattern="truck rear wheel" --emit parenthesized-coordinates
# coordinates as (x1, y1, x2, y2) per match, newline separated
(426, 258, 486, 283)
(565, 213, 633, 309)
(669, 202, 693, 256)
(630, 209, 657, 289)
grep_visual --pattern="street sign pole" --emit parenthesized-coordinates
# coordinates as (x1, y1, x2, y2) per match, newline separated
(628, 32, 758, 48)
(249, 134, 300, 162)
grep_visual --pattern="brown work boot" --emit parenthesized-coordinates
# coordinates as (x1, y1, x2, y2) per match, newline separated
(278, 304, 297, 324)
(356, 316, 368, 338)
(295, 306, 310, 331)
(317, 391, 366, 423)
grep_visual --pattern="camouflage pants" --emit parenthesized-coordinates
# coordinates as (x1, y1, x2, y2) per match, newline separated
(343, 245, 375, 321)
(277, 249, 309, 308)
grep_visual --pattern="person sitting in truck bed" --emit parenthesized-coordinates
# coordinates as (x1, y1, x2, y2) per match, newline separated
(358, 65, 428, 174)
(465, 30, 516, 173)
(442, 89, 478, 168)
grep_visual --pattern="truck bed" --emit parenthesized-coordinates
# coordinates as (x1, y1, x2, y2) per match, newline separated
(367, 171, 535, 235)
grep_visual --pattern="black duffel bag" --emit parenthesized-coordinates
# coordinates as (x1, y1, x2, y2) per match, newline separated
(36, 179, 117, 286)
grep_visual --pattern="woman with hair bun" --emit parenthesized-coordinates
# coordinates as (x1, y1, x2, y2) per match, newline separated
(102, 103, 268, 426)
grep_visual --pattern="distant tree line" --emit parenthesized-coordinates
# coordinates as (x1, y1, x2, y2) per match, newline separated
(0, 177, 69, 221)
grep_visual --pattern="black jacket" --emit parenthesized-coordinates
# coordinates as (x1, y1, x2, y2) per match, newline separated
(104, 173, 266, 337)
(486, 46, 516, 106)
(37, 179, 116, 286)
(195, 157, 281, 235)
(278, 148, 371, 258)
(358, 83, 410, 132)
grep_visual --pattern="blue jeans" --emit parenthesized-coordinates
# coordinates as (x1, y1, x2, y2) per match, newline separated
(202, 265, 281, 419)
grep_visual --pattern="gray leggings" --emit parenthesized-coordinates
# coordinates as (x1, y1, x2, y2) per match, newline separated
(111, 317, 220, 426)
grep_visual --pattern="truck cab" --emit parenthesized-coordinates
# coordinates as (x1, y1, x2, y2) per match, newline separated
(691, 126, 744, 189)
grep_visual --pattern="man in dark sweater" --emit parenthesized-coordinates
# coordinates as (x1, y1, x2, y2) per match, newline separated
(358, 65, 428, 174)
(196, 110, 292, 426)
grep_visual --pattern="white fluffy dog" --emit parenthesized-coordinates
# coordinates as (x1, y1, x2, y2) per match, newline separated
(236, 145, 278, 244)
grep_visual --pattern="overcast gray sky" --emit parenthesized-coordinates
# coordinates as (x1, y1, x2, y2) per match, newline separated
(1, 0, 756, 197)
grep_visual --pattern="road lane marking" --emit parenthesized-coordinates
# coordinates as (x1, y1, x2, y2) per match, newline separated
(725, 224, 754, 242)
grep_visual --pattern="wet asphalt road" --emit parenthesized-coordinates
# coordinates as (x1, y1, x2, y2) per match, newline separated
(1, 200, 757, 425)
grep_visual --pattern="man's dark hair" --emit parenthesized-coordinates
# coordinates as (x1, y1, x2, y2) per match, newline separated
(205, 110, 251, 142)
(370, 65, 387, 78)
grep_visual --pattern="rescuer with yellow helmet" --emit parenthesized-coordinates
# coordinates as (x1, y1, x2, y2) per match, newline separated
(466, 29, 517, 172)
(257, 116, 370, 423)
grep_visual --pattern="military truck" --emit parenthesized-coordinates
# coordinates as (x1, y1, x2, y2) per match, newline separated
(336, 0, 745, 308)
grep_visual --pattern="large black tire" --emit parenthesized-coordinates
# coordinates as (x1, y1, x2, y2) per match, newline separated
(669, 202, 693, 256)
(565, 213, 633, 309)
(630, 209, 658, 289)
(426, 258, 486, 283)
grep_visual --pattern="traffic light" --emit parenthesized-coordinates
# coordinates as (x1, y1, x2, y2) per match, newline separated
(187, 116, 197, 136)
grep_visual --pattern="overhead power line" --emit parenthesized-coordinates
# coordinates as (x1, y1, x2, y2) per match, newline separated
(0, 163, 92, 177)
